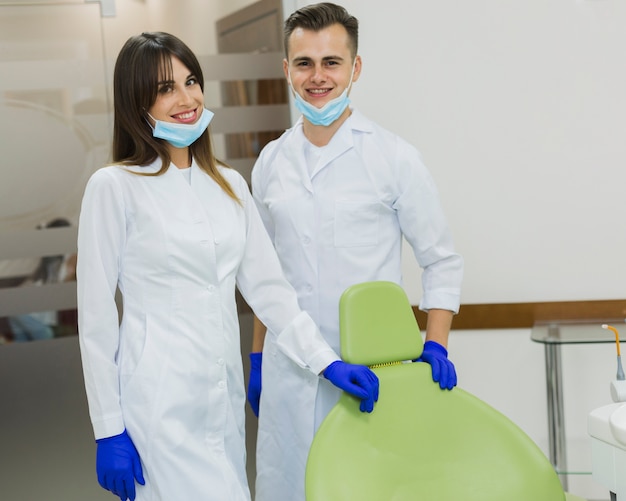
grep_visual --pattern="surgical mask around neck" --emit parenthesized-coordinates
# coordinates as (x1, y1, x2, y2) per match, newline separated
(289, 62, 356, 127)
(147, 107, 214, 148)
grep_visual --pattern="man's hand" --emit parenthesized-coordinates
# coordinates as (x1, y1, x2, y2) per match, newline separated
(417, 340, 457, 390)
(247, 352, 263, 417)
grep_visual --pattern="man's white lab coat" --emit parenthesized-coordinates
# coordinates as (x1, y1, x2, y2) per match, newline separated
(252, 110, 463, 501)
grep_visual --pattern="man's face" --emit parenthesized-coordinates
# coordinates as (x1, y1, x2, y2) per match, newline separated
(283, 23, 361, 109)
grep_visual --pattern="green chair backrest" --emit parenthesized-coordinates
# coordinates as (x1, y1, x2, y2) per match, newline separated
(306, 281, 567, 501)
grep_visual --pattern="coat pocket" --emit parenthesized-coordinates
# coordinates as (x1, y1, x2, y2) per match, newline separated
(334, 200, 380, 247)
(120, 313, 158, 409)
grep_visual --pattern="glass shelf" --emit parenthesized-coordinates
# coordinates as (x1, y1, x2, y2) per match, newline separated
(531, 318, 624, 492)
(531, 319, 625, 345)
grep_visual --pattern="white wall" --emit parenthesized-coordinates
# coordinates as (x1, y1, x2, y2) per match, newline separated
(341, 0, 626, 306)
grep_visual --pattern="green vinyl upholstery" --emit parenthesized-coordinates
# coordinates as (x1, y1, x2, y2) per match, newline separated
(306, 281, 585, 501)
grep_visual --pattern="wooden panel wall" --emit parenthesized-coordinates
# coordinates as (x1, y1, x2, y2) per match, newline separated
(414, 300, 626, 330)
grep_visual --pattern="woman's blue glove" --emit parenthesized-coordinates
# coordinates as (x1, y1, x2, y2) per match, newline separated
(96, 429, 145, 501)
(247, 352, 262, 417)
(417, 340, 457, 390)
(323, 360, 379, 412)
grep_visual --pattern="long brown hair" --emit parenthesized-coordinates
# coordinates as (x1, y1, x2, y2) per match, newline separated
(112, 32, 239, 202)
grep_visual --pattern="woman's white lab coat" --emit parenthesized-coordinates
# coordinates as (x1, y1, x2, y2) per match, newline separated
(77, 159, 338, 501)
(252, 110, 464, 501)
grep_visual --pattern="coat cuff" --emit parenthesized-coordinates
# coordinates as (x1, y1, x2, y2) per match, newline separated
(275, 311, 341, 376)
(91, 414, 125, 440)
(419, 289, 461, 315)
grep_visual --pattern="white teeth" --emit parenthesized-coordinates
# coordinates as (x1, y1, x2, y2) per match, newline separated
(309, 89, 327, 94)
(177, 111, 194, 119)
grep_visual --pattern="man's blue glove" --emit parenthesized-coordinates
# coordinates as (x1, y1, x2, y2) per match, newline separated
(247, 352, 262, 417)
(417, 340, 457, 390)
(96, 429, 145, 501)
(323, 360, 379, 412)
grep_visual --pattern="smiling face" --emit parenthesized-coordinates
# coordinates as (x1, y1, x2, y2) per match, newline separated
(148, 55, 204, 128)
(283, 23, 361, 111)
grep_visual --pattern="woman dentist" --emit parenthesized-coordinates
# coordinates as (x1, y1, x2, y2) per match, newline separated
(76, 32, 378, 501)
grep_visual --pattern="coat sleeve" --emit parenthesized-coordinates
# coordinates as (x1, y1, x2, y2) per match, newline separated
(250, 144, 276, 242)
(76, 168, 126, 439)
(234, 175, 339, 375)
(392, 140, 463, 313)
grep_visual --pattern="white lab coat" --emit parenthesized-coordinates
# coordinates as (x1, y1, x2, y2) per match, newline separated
(77, 159, 339, 501)
(252, 109, 464, 501)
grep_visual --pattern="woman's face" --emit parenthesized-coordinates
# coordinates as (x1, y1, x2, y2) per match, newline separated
(147, 55, 204, 126)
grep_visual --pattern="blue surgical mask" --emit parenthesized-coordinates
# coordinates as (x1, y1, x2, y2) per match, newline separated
(288, 63, 356, 127)
(147, 107, 214, 148)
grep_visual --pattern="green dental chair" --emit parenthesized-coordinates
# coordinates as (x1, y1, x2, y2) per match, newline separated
(305, 281, 585, 501)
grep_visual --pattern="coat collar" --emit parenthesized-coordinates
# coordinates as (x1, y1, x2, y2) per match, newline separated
(286, 108, 374, 182)
(127, 157, 199, 179)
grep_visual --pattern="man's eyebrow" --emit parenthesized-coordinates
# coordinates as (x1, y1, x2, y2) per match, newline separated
(291, 55, 345, 63)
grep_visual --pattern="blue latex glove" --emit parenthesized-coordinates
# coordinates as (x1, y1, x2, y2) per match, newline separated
(247, 352, 262, 417)
(417, 340, 457, 390)
(323, 360, 379, 412)
(96, 429, 145, 501)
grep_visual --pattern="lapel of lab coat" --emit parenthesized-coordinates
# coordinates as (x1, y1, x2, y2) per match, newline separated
(311, 114, 355, 180)
(282, 115, 356, 192)
(161, 160, 220, 283)
(282, 121, 315, 194)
